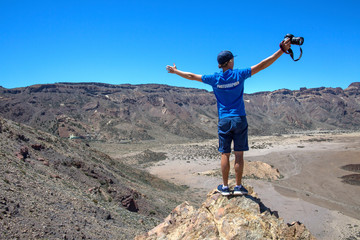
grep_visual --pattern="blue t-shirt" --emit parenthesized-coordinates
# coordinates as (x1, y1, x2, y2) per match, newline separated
(202, 68, 251, 119)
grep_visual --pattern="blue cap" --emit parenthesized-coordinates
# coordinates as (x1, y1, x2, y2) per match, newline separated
(217, 50, 235, 65)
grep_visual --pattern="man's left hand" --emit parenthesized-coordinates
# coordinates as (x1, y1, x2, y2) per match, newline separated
(281, 38, 291, 52)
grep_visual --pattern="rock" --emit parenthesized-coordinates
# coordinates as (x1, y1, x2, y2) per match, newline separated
(136, 186, 315, 240)
(121, 195, 139, 212)
(50, 175, 62, 179)
(16, 146, 29, 160)
(198, 161, 281, 181)
(243, 161, 281, 180)
(16, 134, 29, 142)
(31, 144, 45, 151)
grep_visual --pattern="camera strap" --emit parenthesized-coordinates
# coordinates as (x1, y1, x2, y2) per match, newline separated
(280, 42, 303, 61)
(287, 47, 303, 61)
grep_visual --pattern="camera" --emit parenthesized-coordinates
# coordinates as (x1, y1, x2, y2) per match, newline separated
(281, 34, 304, 61)
(284, 34, 304, 46)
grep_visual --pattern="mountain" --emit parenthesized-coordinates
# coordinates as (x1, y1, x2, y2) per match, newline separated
(0, 116, 189, 239)
(245, 82, 360, 135)
(136, 186, 315, 240)
(0, 83, 218, 143)
(1, 82, 359, 142)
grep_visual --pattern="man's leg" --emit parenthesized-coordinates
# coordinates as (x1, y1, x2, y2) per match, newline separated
(221, 153, 231, 186)
(217, 117, 232, 195)
(234, 151, 244, 186)
(232, 116, 249, 195)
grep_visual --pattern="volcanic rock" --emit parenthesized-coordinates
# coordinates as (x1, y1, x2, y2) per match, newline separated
(136, 186, 315, 240)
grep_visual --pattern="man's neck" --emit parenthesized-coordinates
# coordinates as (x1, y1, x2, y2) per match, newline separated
(222, 67, 233, 73)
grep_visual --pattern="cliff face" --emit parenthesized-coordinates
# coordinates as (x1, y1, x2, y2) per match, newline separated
(0, 83, 218, 142)
(0, 82, 360, 142)
(136, 186, 315, 240)
(244, 84, 360, 135)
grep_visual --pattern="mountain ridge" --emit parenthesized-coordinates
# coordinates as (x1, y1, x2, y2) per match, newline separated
(1, 82, 359, 142)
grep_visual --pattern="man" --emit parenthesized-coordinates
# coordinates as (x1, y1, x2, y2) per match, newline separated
(166, 39, 291, 196)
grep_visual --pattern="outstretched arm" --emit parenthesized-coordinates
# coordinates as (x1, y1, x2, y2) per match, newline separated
(251, 39, 291, 76)
(166, 64, 202, 82)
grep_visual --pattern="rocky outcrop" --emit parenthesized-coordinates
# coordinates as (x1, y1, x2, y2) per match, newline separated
(136, 186, 315, 240)
(198, 161, 281, 181)
(345, 82, 360, 96)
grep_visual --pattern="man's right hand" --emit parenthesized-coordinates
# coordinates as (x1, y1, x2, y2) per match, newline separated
(165, 63, 202, 82)
(166, 63, 177, 73)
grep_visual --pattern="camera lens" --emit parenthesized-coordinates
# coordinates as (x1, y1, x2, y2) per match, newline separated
(291, 37, 304, 46)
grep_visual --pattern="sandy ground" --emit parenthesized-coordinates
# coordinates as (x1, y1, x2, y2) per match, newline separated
(145, 132, 360, 240)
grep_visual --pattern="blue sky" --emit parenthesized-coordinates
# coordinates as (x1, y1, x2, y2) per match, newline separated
(0, 0, 359, 93)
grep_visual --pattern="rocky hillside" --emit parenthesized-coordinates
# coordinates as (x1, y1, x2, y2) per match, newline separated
(0, 82, 359, 141)
(0, 117, 189, 239)
(136, 186, 315, 240)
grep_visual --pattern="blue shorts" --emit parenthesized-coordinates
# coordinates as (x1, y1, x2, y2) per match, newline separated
(218, 116, 249, 153)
